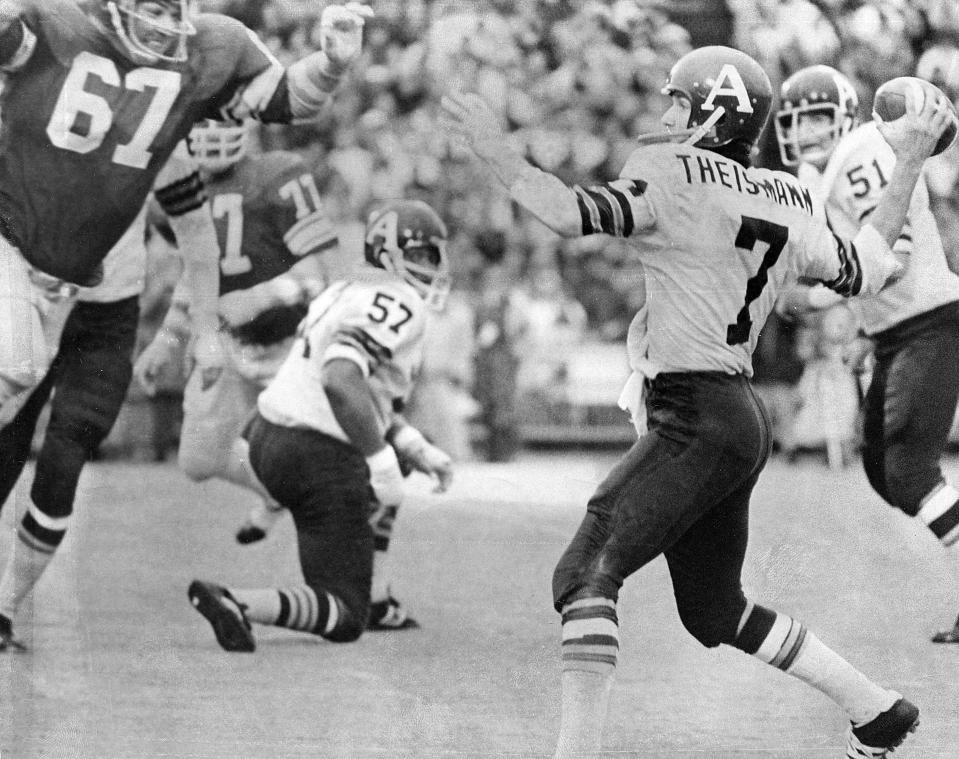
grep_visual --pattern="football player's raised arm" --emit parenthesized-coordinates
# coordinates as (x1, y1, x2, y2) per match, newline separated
(864, 82, 955, 257)
(227, 4, 371, 124)
(0, 2, 35, 72)
(442, 92, 654, 238)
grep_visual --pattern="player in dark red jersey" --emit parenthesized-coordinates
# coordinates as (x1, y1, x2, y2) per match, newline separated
(444, 46, 951, 759)
(0, 142, 219, 652)
(0, 0, 372, 652)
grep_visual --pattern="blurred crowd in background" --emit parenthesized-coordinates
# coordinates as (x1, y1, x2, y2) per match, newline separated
(124, 0, 959, 464)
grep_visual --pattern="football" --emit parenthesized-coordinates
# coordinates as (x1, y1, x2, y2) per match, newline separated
(872, 76, 959, 156)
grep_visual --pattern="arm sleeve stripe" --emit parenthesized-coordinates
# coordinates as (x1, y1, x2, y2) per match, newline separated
(595, 187, 626, 236)
(605, 181, 639, 237)
(333, 326, 392, 369)
(823, 234, 863, 296)
(582, 188, 616, 235)
(154, 172, 207, 217)
(574, 187, 602, 235)
(575, 181, 646, 237)
(284, 212, 338, 255)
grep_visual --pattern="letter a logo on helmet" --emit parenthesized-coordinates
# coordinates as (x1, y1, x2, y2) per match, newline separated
(701, 65, 754, 114)
(663, 46, 772, 148)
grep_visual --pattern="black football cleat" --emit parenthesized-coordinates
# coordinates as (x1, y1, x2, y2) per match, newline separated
(235, 502, 285, 545)
(845, 697, 919, 758)
(931, 615, 959, 643)
(367, 596, 420, 631)
(188, 580, 256, 652)
(0, 614, 26, 653)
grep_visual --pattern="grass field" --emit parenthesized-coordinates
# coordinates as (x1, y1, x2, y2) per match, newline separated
(1, 452, 958, 758)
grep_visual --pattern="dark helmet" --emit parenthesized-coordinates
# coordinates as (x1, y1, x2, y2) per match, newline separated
(775, 65, 859, 166)
(365, 200, 450, 310)
(662, 46, 773, 148)
(94, 0, 196, 65)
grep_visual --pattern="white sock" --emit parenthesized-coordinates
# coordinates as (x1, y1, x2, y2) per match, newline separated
(230, 588, 281, 625)
(370, 549, 390, 604)
(0, 537, 55, 619)
(784, 632, 899, 725)
(554, 598, 619, 759)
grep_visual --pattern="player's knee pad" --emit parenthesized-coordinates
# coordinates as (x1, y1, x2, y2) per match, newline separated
(177, 446, 224, 482)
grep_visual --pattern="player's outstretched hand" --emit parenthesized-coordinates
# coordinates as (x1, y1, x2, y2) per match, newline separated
(416, 441, 453, 493)
(320, 2, 373, 71)
(875, 82, 954, 164)
(440, 91, 505, 158)
(134, 331, 181, 397)
(187, 329, 225, 392)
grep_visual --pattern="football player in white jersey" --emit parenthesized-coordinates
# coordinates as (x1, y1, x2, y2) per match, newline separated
(186, 200, 454, 651)
(775, 65, 959, 644)
(444, 45, 952, 759)
(0, 144, 221, 652)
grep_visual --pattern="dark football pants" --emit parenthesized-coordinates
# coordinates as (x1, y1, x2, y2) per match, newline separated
(863, 302, 959, 515)
(246, 413, 373, 641)
(0, 296, 139, 520)
(552, 372, 772, 648)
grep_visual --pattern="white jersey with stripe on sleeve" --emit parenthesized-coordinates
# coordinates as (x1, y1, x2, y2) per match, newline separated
(567, 142, 880, 377)
(814, 121, 959, 335)
(257, 268, 428, 443)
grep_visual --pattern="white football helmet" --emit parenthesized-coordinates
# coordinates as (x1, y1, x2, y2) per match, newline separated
(99, 0, 196, 64)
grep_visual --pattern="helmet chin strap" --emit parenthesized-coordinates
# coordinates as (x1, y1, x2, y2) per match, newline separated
(682, 106, 726, 146)
(636, 106, 727, 147)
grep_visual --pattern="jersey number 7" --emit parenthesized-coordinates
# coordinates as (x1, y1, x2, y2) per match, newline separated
(726, 216, 789, 345)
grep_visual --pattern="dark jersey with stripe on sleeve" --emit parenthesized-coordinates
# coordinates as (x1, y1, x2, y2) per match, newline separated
(0, 0, 278, 283)
(207, 151, 337, 298)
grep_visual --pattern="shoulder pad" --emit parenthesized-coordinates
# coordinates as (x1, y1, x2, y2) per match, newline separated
(188, 14, 269, 95)
(618, 143, 677, 179)
(32, 0, 111, 66)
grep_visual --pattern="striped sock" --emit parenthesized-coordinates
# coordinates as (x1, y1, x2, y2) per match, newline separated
(0, 504, 68, 618)
(736, 603, 896, 724)
(738, 604, 809, 671)
(561, 597, 619, 673)
(251, 584, 345, 638)
(917, 484, 959, 546)
(554, 598, 619, 759)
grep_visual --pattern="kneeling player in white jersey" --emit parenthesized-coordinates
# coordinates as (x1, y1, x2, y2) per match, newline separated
(444, 45, 951, 759)
(775, 65, 959, 643)
(186, 200, 453, 650)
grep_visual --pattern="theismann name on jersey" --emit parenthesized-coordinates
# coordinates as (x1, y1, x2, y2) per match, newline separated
(675, 153, 815, 215)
